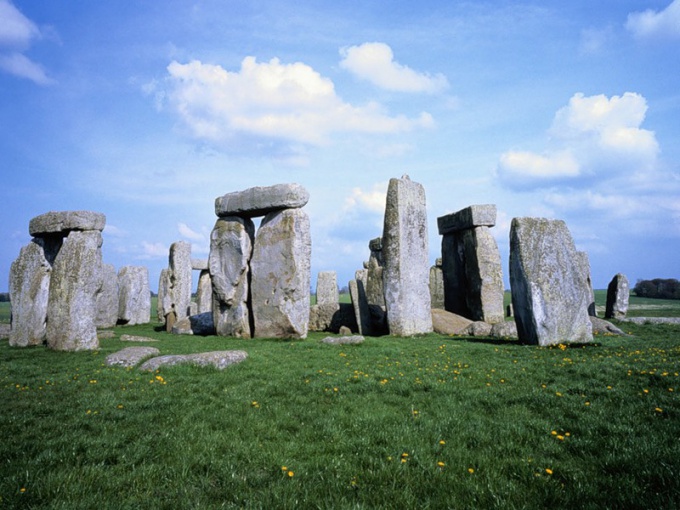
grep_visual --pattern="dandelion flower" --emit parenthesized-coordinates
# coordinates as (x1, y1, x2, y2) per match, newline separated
(439, 440, 446, 445)
(655, 407, 663, 413)
(20, 487, 26, 493)
(545, 468, 553, 475)
(281, 466, 287, 471)
(468, 468, 475, 474)
(288, 471, 294, 478)
(437, 461, 445, 468)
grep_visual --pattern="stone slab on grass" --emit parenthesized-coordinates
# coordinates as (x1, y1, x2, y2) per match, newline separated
(120, 334, 159, 342)
(620, 317, 680, 326)
(106, 346, 160, 368)
(321, 335, 365, 345)
(138, 350, 248, 371)
(431, 309, 472, 335)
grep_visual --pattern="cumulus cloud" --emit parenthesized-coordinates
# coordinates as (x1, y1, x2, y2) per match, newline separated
(626, 0, 680, 39)
(0, 0, 53, 84)
(343, 182, 388, 214)
(339, 42, 449, 93)
(178, 222, 205, 242)
(163, 56, 434, 150)
(496, 92, 659, 189)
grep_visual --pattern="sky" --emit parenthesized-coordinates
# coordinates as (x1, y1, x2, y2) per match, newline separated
(1, 0, 679, 295)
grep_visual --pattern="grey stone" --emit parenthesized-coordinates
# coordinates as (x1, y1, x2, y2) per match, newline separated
(215, 183, 309, 218)
(381, 176, 433, 336)
(8, 240, 51, 347)
(308, 303, 340, 332)
(120, 334, 159, 342)
(339, 325, 352, 335)
(491, 321, 518, 339)
(46, 230, 104, 351)
(251, 208, 311, 339)
(431, 309, 472, 335)
(157, 269, 172, 322)
(316, 271, 339, 305)
(95, 263, 119, 328)
(590, 317, 626, 336)
(0, 324, 10, 339)
(576, 251, 597, 317)
(29, 210, 106, 237)
(355, 269, 368, 286)
(463, 321, 493, 337)
(365, 259, 385, 307)
(168, 241, 192, 322)
(97, 330, 116, 339)
(189, 302, 198, 317)
(191, 258, 209, 271)
(321, 335, 365, 345)
(437, 204, 496, 235)
(621, 317, 680, 325)
(118, 266, 150, 325)
(106, 346, 160, 368)
(138, 350, 248, 371)
(509, 217, 593, 346)
(171, 312, 215, 336)
(349, 279, 371, 336)
(429, 263, 445, 310)
(605, 273, 629, 319)
(196, 270, 212, 314)
(209, 217, 255, 338)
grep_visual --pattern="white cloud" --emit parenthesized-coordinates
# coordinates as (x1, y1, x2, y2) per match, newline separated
(497, 150, 581, 186)
(139, 241, 168, 259)
(339, 42, 449, 93)
(343, 182, 388, 214)
(103, 224, 127, 238)
(178, 222, 205, 242)
(164, 56, 434, 149)
(0, 52, 53, 85)
(626, 0, 680, 39)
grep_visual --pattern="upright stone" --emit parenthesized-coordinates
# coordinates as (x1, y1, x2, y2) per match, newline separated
(118, 266, 150, 325)
(460, 227, 504, 323)
(168, 241, 192, 322)
(349, 279, 371, 335)
(157, 269, 171, 322)
(366, 237, 385, 307)
(251, 208, 311, 339)
(509, 217, 593, 346)
(381, 175, 432, 336)
(215, 183, 309, 218)
(317, 271, 339, 305)
(441, 233, 466, 315)
(429, 258, 445, 310)
(576, 251, 597, 317)
(209, 217, 255, 338)
(96, 263, 119, 328)
(196, 270, 213, 314)
(355, 269, 368, 286)
(605, 273, 629, 319)
(8, 240, 51, 347)
(46, 230, 103, 351)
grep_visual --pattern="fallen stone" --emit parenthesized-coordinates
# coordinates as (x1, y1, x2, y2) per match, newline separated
(120, 334, 159, 342)
(95, 263, 119, 329)
(106, 346, 160, 368)
(138, 350, 248, 371)
(215, 183, 309, 218)
(308, 303, 341, 332)
(29, 210, 106, 237)
(605, 273, 629, 320)
(339, 325, 352, 336)
(620, 317, 680, 325)
(118, 266, 150, 325)
(171, 312, 215, 336)
(463, 321, 493, 337)
(321, 335, 365, 345)
(491, 321, 518, 339)
(97, 330, 116, 339)
(437, 205, 496, 235)
(590, 316, 626, 335)
(431, 309, 473, 335)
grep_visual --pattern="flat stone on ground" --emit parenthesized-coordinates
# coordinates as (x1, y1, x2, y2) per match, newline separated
(590, 317, 626, 335)
(321, 335, 365, 345)
(29, 210, 106, 236)
(106, 346, 160, 368)
(120, 334, 159, 342)
(138, 350, 248, 371)
(431, 309, 472, 335)
(215, 183, 309, 218)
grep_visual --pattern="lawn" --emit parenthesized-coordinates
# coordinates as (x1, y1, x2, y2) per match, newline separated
(2, 318, 680, 508)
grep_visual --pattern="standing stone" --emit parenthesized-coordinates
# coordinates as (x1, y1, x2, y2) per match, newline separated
(196, 270, 213, 314)
(355, 269, 368, 286)
(8, 240, 51, 347)
(251, 208, 311, 339)
(576, 251, 597, 317)
(441, 233, 467, 316)
(209, 217, 255, 338)
(349, 279, 371, 335)
(365, 237, 385, 307)
(429, 258, 445, 310)
(460, 227, 504, 323)
(168, 241, 192, 322)
(605, 273, 629, 319)
(509, 217, 593, 346)
(96, 263, 119, 328)
(381, 175, 432, 336)
(118, 266, 150, 325)
(157, 269, 172, 322)
(46, 230, 104, 351)
(316, 271, 339, 305)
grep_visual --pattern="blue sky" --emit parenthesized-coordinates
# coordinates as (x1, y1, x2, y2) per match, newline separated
(1, 0, 679, 294)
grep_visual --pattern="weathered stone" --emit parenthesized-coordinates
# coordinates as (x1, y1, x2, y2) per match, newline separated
(97, 330, 116, 339)
(349, 279, 371, 336)
(171, 312, 215, 336)
(621, 317, 680, 325)
(365, 259, 385, 307)
(355, 269, 368, 286)
(117, 266, 150, 325)
(29, 210, 106, 237)
(431, 309, 472, 335)
(196, 270, 212, 314)
(9, 240, 51, 347)
(251, 208, 311, 339)
(191, 258, 209, 271)
(168, 241, 192, 322)
(120, 334, 159, 342)
(189, 302, 198, 317)
(429, 263, 445, 310)
(339, 325, 352, 335)
(381, 176, 433, 336)
(106, 346, 160, 368)
(95, 263, 119, 328)
(46, 230, 104, 351)
(491, 321, 518, 339)
(441, 233, 466, 316)
(509, 217, 593, 346)
(576, 251, 597, 317)
(605, 273, 629, 320)
(157, 268, 172, 322)
(308, 303, 341, 332)
(215, 183, 309, 218)
(437, 204, 496, 235)
(316, 271, 339, 305)
(209, 217, 255, 338)
(138, 350, 248, 371)
(590, 317, 626, 336)
(463, 321, 493, 337)
(1, 324, 13, 339)
(321, 335, 365, 345)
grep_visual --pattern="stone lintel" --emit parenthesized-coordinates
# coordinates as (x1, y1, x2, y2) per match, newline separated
(29, 211, 106, 237)
(437, 205, 496, 235)
(215, 183, 309, 218)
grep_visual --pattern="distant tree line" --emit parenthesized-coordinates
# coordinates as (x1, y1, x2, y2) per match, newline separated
(0, 293, 9, 302)
(633, 278, 680, 300)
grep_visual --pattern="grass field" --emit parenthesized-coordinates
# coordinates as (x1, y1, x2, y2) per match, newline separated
(2, 317, 680, 508)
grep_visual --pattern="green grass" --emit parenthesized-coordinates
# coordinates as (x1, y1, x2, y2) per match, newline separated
(2, 321, 680, 508)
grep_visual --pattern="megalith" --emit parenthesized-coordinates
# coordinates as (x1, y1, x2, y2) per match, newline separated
(349, 279, 371, 335)
(251, 208, 311, 338)
(157, 269, 172, 323)
(509, 217, 593, 346)
(168, 241, 192, 322)
(316, 271, 339, 305)
(365, 237, 385, 307)
(576, 251, 597, 317)
(381, 175, 432, 336)
(196, 270, 213, 314)
(215, 183, 309, 218)
(96, 263, 119, 328)
(209, 216, 255, 338)
(605, 273, 629, 319)
(118, 266, 150, 325)
(46, 230, 104, 351)
(429, 258, 445, 310)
